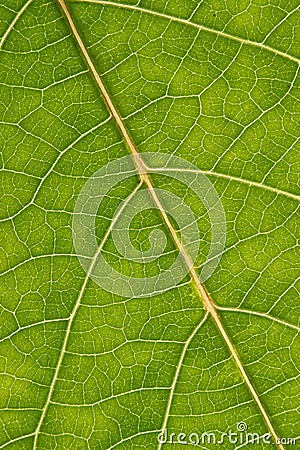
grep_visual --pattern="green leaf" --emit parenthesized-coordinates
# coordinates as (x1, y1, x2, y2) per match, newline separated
(0, 0, 299, 449)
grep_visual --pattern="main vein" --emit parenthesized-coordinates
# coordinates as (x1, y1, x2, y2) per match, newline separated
(34, 1, 286, 449)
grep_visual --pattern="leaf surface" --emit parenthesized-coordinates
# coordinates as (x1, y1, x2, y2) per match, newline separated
(0, 0, 299, 449)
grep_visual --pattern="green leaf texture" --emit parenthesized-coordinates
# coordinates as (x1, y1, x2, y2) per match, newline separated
(0, 0, 299, 449)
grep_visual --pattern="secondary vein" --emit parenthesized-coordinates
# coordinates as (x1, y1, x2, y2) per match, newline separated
(33, 174, 142, 449)
(72, 0, 300, 65)
(0, 0, 34, 50)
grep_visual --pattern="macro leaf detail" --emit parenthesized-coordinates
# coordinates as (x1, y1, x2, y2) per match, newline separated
(0, 1, 299, 449)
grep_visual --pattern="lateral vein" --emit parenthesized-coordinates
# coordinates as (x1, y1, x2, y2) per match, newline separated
(33, 174, 142, 448)
(0, 0, 34, 50)
(158, 312, 209, 450)
(214, 305, 300, 332)
(72, 0, 300, 65)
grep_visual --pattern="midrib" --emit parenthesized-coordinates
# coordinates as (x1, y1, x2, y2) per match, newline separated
(33, 1, 285, 449)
